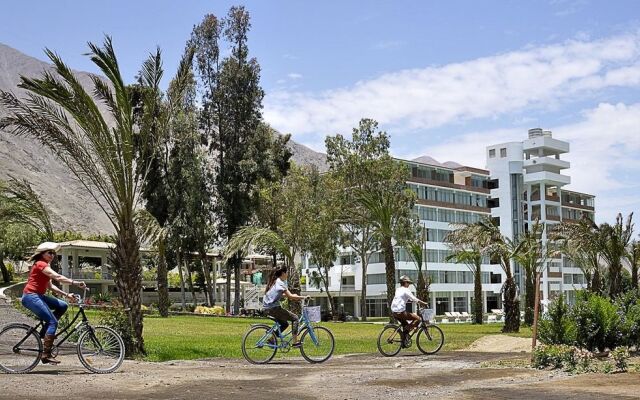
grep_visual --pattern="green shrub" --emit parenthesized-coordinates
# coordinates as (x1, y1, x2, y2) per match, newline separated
(609, 346, 630, 372)
(92, 292, 113, 304)
(99, 302, 137, 357)
(538, 295, 576, 345)
(532, 344, 577, 370)
(572, 292, 622, 352)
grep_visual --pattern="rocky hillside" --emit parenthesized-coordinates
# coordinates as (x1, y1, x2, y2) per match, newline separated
(0, 43, 326, 234)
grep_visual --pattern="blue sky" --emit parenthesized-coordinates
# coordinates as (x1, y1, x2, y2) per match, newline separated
(1, 1, 640, 222)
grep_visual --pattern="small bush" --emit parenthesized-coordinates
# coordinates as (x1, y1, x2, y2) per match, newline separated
(572, 292, 622, 352)
(532, 344, 577, 370)
(538, 295, 576, 346)
(609, 346, 630, 372)
(194, 305, 224, 316)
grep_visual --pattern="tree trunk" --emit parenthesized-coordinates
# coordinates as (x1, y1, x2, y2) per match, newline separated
(288, 259, 302, 315)
(321, 267, 336, 319)
(185, 260, 197, 306)
(502, 271, 520, 333)
(416, 263, 429, 305)
(473, 264, 483, 324)
(110, 223, 145, 356)
(211, 260, 217, 305)
(200, 251, 214, 307)
(524, 267, 535, 326)
(156, 244, 170, 318)
(360, 250, 368, 321)
(177, 252, 186, 310)
(234, 258, 241, 315)
(632, 265, 639, 290)
(225, 257, 232, 314)
(0, 253, 10, 284)
(591, 267, 601, 295)
(610, 263, 622, 298)
(382, 236, 396, 323)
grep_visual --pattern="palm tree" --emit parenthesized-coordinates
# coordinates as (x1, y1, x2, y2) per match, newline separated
(596, 213, 633, 297)
(0, 177, 54, 240)
(470, 218, 523, 333)
(514, 220, 556, 326)
(554, 216, 602, 294)
(405, 240, 430, 304)
(0, 37, 147, 355)
(628, 240, 640, 289)
(445, 225, 484, 324)
(134, 210, 170, 317)
(354, 176, 415, 321)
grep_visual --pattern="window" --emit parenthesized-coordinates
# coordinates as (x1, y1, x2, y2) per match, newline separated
(453, 294, 467, 312)
(489, 149, 496, 158)
(490, 272, 502, 284)
(366, 273, 386, 285)
(500, 148, 507, 157)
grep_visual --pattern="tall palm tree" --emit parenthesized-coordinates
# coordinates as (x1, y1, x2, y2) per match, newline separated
(134, 210, 169, 317)
(596, 213, 633, 297)
(404, 239, 430, 304)
(445, 225, 484, 324)
(470, 218, 523, 333)
(354, 179, 415, 321)
(0, 37, 147, 355)
(0, 177, 54, 240)
(514, 220, 555, 326)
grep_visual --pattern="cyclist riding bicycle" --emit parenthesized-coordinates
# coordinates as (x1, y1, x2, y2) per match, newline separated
(391, 275, 428, 347)
(262, 267, 308, 348)
(21, 242, 87, 365)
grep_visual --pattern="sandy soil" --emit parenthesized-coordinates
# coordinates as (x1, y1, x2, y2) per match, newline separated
(1, 349, 639, 400)
(462, 334, 532, 353)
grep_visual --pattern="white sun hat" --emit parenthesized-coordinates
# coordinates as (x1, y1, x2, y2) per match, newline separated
(28, 242, 61, 261)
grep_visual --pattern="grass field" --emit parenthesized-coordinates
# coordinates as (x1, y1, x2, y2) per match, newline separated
(139, 314, 532, 362)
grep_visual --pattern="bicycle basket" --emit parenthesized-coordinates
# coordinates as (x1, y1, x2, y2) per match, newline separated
(420, 308, 435, 322)
(303, 306, 321, 322)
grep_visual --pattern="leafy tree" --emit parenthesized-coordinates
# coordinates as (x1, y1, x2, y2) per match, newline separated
(0, 37, 148, 355)
(305, 170, 341, 317)
(446, 225, 485, 324)
(191, 8, 287, 314)
(325, 119, 392, 320)
(134, 210, 169, 317)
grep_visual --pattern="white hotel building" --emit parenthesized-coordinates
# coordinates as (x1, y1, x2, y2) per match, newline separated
(303, 129, 595, 318)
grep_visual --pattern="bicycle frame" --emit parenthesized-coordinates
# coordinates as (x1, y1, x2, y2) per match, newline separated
(256, 301, 322, 349)
(388, 306, 434, 342)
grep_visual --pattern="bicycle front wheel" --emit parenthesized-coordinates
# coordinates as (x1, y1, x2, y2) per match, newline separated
(242, 325, 278, 364)
(77, 326, 125, 374)
(377, 325, 402, 357)
(416, 324, 445, 355)
(0, 324, 42, 374)
(300, 326, 334, 363)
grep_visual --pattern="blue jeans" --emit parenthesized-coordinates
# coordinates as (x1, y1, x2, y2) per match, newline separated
(22, 294, 68, 336)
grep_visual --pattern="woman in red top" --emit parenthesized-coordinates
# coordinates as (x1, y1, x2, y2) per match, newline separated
(22, 242, 86, 364)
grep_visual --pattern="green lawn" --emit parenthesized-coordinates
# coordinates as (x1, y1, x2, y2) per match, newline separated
(139, 314, 532, 362)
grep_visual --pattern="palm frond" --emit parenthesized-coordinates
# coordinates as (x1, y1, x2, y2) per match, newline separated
(223, 226, 291, 265)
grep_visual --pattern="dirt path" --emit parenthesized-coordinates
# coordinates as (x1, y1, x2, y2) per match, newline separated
(1, 350, 639, 400)
(462, 334, 532, 353)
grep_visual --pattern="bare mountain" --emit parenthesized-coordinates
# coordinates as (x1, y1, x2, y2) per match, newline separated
(0, 43, 326, 234)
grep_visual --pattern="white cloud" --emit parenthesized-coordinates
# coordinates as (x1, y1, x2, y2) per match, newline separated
(264, 33, 640, 142)
(402, 102, 640, 223)
(373, 40, 404, 50)
(287, 73, 303, 80)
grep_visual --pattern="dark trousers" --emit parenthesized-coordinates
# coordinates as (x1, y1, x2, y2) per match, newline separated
(265, 306, 299, 334)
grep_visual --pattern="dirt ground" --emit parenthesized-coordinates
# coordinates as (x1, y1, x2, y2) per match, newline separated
(462, 334, 532, 353)
(1, 349, 639, 400)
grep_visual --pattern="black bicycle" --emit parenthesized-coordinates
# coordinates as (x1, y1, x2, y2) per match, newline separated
(377, 306, 445, 356)
(0, 289, 125, 374)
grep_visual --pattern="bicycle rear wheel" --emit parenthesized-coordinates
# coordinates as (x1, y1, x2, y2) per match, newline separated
(377, 325, 402, 357)
(300, 326, 334, 363)
(0, 324, 42, 374)
(416, 324, 445, 355)
(242, 325, 278, 364)
(77, 326, 125, 374)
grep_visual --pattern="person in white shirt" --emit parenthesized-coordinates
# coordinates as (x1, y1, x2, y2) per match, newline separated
(391, 275, 428, 346)
(263, 267, 308, 347)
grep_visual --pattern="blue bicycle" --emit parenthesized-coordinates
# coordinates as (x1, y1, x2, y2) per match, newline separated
(241, 300, 335, 364)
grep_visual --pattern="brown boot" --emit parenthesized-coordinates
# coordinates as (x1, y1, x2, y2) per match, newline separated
(42, 334, 60, 365)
